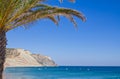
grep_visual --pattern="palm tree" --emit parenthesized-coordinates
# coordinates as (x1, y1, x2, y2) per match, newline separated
(0, 0, 86, 79)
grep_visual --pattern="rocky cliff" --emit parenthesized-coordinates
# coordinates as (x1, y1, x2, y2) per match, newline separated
(4, 48, 57, 67)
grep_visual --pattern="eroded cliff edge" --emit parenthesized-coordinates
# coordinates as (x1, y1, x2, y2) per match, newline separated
(4, 48, 57, 67)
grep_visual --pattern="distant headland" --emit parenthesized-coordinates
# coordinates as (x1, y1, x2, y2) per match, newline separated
(4, 48, 57, 67)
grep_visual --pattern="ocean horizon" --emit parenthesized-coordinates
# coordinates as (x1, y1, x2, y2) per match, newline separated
(4, 66, 120, 79)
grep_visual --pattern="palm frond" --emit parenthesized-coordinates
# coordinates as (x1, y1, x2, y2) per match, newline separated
(8, 4, 85, 30)
(0, 0, 86, 31)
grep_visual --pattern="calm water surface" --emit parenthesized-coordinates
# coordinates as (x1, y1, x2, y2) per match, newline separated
(4, 66, 120, 79)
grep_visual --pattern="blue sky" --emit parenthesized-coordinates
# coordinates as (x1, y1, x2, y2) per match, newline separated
(7, 0, 120, 66)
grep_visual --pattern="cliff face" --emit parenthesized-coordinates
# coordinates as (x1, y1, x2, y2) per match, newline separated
(4, 48, 57, 67)
(32, 54, 56, 66)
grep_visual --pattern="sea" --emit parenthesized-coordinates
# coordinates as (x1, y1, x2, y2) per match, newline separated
(4, 66, 120, 79)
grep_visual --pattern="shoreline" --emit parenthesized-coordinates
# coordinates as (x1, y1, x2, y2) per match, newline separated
(5, 65, 58, 68)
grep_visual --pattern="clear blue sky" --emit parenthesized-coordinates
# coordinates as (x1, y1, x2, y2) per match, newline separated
(7, 0, 120, 66)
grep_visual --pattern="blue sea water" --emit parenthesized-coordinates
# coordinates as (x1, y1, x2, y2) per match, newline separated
(4, 66, 120, 79)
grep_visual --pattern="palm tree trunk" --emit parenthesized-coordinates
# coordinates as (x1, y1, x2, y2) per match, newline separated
(0, 31, 7, 79)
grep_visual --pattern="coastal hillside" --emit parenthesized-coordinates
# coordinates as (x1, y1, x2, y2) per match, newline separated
(4, 48, 57, 67)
